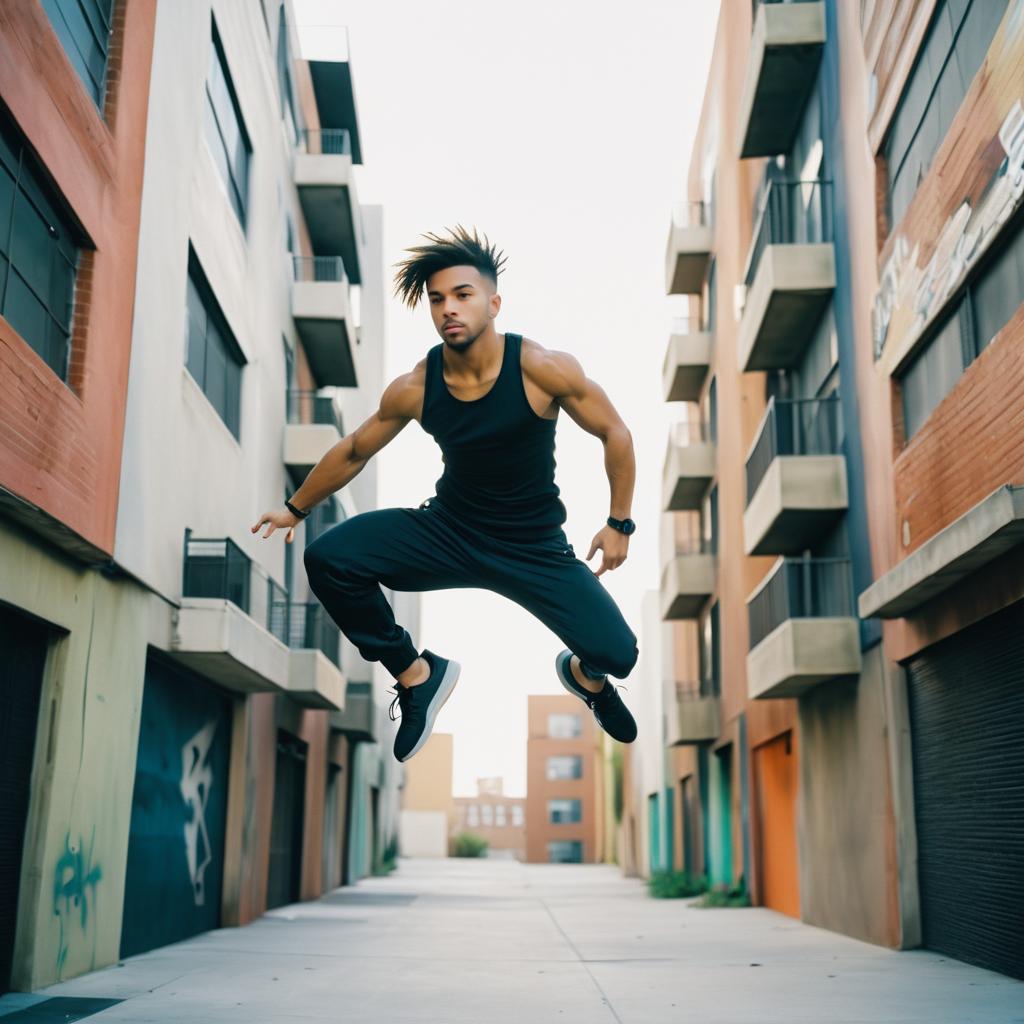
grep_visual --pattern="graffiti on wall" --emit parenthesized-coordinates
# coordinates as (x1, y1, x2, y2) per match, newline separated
(873, 100, 1024, 367)
(180, 719, 218, 907)
(52, 827, 103, 976)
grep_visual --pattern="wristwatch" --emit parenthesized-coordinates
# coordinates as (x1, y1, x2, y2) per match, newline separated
(285, 498, 309, 519)
(607, 515, 636, 535)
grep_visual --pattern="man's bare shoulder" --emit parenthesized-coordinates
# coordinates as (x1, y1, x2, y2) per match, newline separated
(520, 336, 585, 399)
(380, 356, 428, 422)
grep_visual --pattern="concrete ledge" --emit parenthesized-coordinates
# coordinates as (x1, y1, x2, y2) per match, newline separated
(747, 617, 860, 700)
(737, 0, 826, 159)
(283, 423, 342, 479)
(664, 222, 713, 295)
(161, 598, 290, 693)
(329, 682, 378, 743)
(738, 243, 835, 372)
(662, 330, 713, 402)
(858, 484, 1024, 619)
(662, 441, 716, 511)
(286, 648, 346, 710)
(664, 681, 720, 745)
(660, 553, 716, 620)
(744, 455, 848, 555)
(293, 152, 362, 282)
(292, 281, 357, 386)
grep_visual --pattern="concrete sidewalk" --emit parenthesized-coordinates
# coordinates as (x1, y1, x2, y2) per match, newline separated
(1, 858, 1020, 1023)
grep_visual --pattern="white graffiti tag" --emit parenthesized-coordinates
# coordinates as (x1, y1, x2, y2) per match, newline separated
(180, 719, 218, 906)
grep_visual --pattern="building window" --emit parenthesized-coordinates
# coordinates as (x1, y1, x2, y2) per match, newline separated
(547, 713, 581, 738)
(546, 755, 583, 781)
(548, 798, 582, 825)
(899, 210, 1024, 439)
(0, 107, 82, 380)
(511, 804, 524, 827)
(466, 805, 479, 827)
(547, 840, 582, 863)
(481, 804, 493, 826)
(495, 804, 507, 827)
(204, 22, 251, 227)
(276, 5, 300, 143)
(883, 0, 1009, 231)
(42, 0, 114, 110)
(185, 249, 245, 439)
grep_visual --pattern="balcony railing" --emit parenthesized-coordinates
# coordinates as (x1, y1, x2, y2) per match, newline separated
(267, 580, 290, 645)
(302, 128, 352, 156)
(286, 389, 345, 435)
(743, 178, 833, 289)
(183, 535, 252, 613)
(745, 395, 842, 500)
(670, 316, 704, 336)
(672, 199, 711, 229)
(675, 675, 720, 702)
(670, 419, 711, 447)
(288, 601, 341, 665)
(748, 556, 854, 650)
(292, 255, 347, 283)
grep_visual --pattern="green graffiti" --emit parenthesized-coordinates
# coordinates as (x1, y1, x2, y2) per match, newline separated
(52, 827, 102, 975)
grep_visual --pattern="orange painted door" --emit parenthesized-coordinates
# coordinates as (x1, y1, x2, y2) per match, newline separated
(754, 732, 800, 918)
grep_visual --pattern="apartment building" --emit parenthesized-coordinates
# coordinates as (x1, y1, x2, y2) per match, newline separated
(651, 0, 1023, 981)
(454, 778, 526, 860)
(525, 695, 604, 863)
(0, 0, 410, 991)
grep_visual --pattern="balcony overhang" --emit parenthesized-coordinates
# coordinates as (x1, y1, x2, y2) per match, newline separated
(662, 441, 716, 511)
(660, 553, 716, 620)
(293, 153, 363, 284)
(738, 1, 826, 159)
(738, 243, 835, 372)
(309, 59, 364, 165)
(284, 423, 342, 484)
(744, 455, 848, 556)
(160, 599, 290, 694)
(664, 683, 721, 745)
(859, 485, 1024, 619)
(662, 330, 713, 403)
(665, 222, 713, 295)
(286, 649, 346, 710)
(329, 681, 378, 743)
(747, 617, 860, 700)
(292, 281, 358, 387)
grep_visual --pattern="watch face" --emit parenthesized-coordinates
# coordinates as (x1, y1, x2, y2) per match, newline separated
(623, 519, 636, 534)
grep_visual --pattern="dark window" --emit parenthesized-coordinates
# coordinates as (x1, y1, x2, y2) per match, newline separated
(0, 107, 82, 380)
(900, 210, 1024, 438)
(185, 249, 245, 438)
(204, 22, 251, 227)
(700, 601, 720, 696)
(883, 0, 1009, 230)
(42, 0, 114, 110)
(704, 256, 717, 333)
(276, 5, 300, 142)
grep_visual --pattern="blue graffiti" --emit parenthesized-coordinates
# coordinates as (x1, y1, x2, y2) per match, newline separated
(52, 827, 102, 975)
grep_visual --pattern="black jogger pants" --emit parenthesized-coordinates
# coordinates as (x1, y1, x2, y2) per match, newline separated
(303, 498, 639, 681)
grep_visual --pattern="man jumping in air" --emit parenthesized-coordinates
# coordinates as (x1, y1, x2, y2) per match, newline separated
(252, 225, 639, 762)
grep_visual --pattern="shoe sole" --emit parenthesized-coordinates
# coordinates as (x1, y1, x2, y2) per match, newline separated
(554, 649, 590, 702)
(398, 658, 461, 762)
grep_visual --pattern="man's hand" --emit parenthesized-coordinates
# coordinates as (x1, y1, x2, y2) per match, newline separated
(586, 524, 629, 577)
(251, 507, 303, 545)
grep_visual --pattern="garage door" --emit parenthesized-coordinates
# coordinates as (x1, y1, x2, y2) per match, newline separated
(906, 598, 1024, 979)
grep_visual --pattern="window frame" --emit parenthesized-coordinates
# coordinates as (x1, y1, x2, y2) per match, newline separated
(41, 0, 115, 112)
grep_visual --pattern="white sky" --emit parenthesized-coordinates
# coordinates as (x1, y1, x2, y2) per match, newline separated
(295, 0, 719, 797)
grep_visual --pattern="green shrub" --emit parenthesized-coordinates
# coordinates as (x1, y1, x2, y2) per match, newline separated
(694, 876, 750, 908)
(452, 831, 489, 858)
(647, 869, 709, 898)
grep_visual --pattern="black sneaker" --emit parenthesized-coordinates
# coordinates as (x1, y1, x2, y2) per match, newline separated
(555, 648, 637, 743)
(388, 649, 461, 762)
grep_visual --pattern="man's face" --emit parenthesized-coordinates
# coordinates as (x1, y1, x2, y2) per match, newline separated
(426, 265, 500, 352)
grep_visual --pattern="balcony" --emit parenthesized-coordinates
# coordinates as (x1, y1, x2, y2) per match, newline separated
(662, 317, 713, 403)
(664, 679, 721, 745)
(738, 1, 826, 159)
(662, 421, 715, 511)
(293, 128, 363, 283)
(330, 680, 378, 743)
(738, 179, 835, 373)
(161, 534, 290, 694)
(744, 395, 847, 555)
(284, 389, 345, 486)
(271, 599, 346, 710)
(291, 256, 358, 388)
(660, 535, 716, 620)
(665, 201, 713, 295)
(746, 557, 860, 699)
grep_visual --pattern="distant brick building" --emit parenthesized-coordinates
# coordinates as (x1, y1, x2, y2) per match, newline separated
(453, 778, 526, 860)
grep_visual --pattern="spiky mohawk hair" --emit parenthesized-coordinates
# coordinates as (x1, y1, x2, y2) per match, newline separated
(392, 224, 506, 310)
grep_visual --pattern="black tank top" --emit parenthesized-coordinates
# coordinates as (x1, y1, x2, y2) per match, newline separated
(420, 332, 567, 537)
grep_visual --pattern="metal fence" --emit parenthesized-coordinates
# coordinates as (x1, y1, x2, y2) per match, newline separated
(288, 601, 341, 665)
(743, 178, 834, 289)
(674, 676, 720, 701)
(302, 128, 352, 156)
(267, 580, 290, 645)
(183, 534, 252, 614)
(286, 389, 345, 434)
(292, 255, 347, 283)
(669, 316, 704, 336)
(745, 394, 842, 501)
(669, 419, 711, 447)
(748, 556, 854, 650)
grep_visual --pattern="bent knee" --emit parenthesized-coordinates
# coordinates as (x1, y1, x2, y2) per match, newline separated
(589, 633, 638, 679)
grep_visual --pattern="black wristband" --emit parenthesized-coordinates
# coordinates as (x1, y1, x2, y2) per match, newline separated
(285, 498, 309, 519)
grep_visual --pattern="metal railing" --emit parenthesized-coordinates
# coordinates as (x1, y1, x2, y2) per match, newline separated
(292, 255, 347, 283)
(304, 500, 341, 547)
(670, 316, 704, 336)
(671, 199, 711, 229)
(669, 419, 711, 447)
(267, 580, 290, 645)
(183, 535, 252, 614)
(286, 389, 345, 434)
(745, 395, 842, 502)
(671, 514, 713, 556)
(674, 676, 720, 701)
(748, 556, 854, 650)
(302, 128, 352, 156)
(743, 178, 834, 288)
(288, 601, 341, 665)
